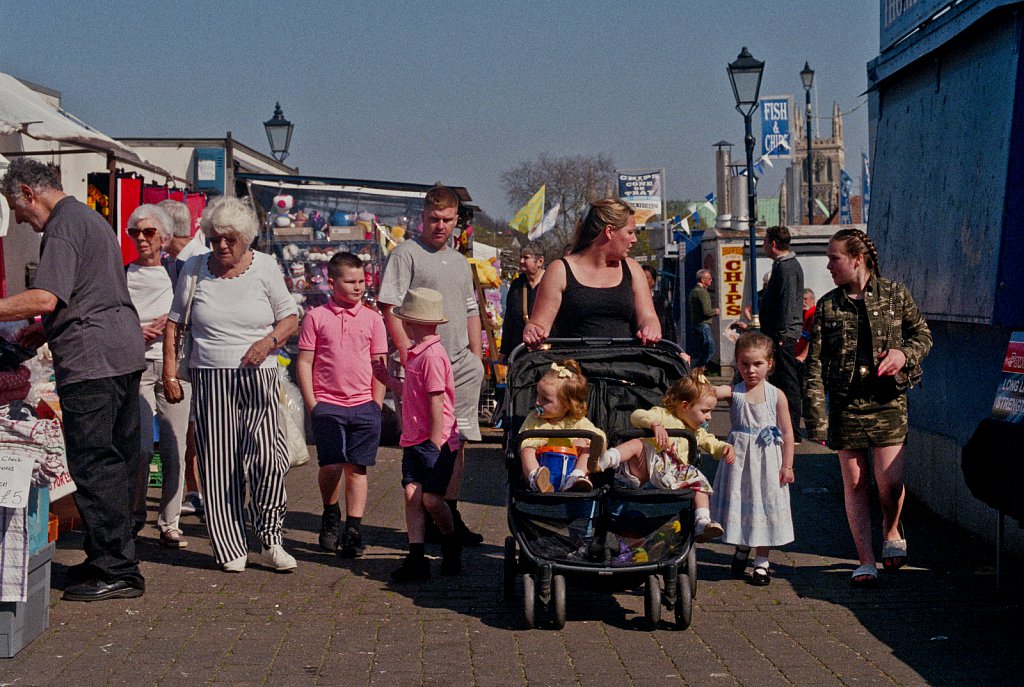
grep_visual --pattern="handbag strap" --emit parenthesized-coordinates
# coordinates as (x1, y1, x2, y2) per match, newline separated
(180, 256, 203, 329)
(522, 284, 529, 324)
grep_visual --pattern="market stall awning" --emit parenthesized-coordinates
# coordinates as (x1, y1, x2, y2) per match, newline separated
(0, 72, 177, 180)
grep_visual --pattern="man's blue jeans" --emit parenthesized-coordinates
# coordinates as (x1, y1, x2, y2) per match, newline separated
(690, 323, 716, 369)
(60, 371, 144, 585)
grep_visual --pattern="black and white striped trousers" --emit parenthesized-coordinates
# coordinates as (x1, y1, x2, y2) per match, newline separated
(191, 367, 288, 564)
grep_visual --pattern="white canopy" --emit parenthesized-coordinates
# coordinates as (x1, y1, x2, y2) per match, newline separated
(0, 72, 173, 178)
(0, 152, 8, 237)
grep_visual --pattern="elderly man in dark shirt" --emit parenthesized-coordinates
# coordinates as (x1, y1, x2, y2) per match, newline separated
(760, 225, 805, 439)
(1, 158, 146, 601)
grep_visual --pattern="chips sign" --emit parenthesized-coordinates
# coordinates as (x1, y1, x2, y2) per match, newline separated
(617, 170, 663, 228)
(992, 332, 1024, 423)
(759, 96, 792, 159)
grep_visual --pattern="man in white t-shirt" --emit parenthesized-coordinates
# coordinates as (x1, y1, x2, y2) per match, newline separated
(378, 185, 485, 546)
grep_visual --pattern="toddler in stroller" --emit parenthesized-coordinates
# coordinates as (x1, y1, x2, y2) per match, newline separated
(598, 369, 735, 542)
(518, 359, 605, 493)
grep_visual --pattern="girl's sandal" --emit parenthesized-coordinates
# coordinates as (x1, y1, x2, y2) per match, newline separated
(750, 566, 771, 586)
(882, 522, 907, 570)
(850, 563, 879, 588)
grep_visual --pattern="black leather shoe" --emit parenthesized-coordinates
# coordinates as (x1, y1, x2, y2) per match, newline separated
(63, 578, 144, 602)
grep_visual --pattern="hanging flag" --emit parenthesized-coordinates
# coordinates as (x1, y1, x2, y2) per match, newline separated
(702, 192, 717, 215)
(760, 155, 774, 169)
(753, 162, 765, 177)
(839, 169, 853, 224)
(862, 152, 871, 225)
(679, 215, 690, 236)
(528, 202, 560, 240)
(509, 185, 545, 234)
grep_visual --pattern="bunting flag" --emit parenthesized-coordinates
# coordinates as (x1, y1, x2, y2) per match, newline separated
(862, 152, 871, 224)
(702, 192, 717, 215)
(528, 202, 560, 240)
(839, 169, 853, 224)
(509, 185, 545, 234)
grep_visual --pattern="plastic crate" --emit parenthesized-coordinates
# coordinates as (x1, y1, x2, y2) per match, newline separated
(0, 542, 54, 658)
(149, 454, 163, 488)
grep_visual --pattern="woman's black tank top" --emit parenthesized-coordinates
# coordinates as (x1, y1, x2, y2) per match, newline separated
(551, 258, 636, 338)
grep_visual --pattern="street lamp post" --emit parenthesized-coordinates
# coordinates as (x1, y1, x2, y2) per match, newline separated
(728, 46, 765, 329)
(263, 102, 294, 162)
(801, 62, 815, 225)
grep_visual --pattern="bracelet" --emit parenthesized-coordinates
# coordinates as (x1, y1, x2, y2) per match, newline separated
(270, 335, 279, 346)
(782, 466, 794, 471)
(162, 377, 179, 384)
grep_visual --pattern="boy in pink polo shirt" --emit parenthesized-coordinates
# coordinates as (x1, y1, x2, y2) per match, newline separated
(373, 287, 461, 581)
(297, 252, 387, 559)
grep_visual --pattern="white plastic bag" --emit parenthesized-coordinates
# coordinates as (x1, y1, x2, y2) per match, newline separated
(278, 372, 309, 469)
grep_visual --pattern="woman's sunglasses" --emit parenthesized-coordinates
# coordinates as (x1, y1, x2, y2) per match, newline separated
(128, 227, 159, 239)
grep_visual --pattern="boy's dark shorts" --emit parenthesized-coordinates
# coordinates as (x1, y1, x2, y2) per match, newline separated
(401, 440, 456, 494)
(310, 400, 381, 467)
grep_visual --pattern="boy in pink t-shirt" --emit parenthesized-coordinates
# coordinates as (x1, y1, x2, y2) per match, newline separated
(297, 252, 387, 558)
(373, 287, 461, 581)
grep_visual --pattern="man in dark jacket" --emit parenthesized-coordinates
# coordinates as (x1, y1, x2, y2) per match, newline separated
(760, 225, 805, 438)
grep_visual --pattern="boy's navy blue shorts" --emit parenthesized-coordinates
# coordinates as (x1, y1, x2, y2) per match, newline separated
(401, 440, 456, 494)
(310, 400, 381, 467)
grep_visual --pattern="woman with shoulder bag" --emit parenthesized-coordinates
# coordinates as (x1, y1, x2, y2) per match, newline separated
(163, 197, 297, 574)
(804, 228, 931, 588)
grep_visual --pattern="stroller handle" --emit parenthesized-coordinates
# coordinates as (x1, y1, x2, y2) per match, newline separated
(507, 338, 688, 368)
(515, 428, 605, 458)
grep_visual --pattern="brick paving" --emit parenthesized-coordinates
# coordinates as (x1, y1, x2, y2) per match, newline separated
(4, 404, 1023, 686)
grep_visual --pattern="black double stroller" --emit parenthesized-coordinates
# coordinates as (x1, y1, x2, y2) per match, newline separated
(502, 339, 699, 630)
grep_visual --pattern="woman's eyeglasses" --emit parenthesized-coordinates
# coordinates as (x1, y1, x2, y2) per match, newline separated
(127, 227, 159, 239)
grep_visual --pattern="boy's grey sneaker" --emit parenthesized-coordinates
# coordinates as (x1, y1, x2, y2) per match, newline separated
(337, 527, 362, 559)
(180, 491, 205, 516)
(319, 506, 342, 552)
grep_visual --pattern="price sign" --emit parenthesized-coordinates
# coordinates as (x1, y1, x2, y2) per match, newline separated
(0, 449, 35, 508)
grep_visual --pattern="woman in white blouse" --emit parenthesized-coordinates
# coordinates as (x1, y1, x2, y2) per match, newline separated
(163, 197, 297, 573)
(126, 204, 192, 549)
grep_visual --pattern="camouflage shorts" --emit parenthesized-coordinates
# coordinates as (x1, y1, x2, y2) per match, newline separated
(828, 392, 907, 450)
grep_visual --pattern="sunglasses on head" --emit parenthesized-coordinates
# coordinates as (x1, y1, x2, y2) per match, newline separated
(127, 227, 159, 239)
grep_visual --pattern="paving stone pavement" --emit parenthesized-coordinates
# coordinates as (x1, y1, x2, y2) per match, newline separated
(4, 404, 1023, 686)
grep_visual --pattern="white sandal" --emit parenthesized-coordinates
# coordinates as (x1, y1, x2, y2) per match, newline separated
(850, 563, 878, 588)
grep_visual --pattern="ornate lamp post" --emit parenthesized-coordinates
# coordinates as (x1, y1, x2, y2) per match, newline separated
(801, 62, 815, 224)
(263, 102, 294, 162)
(727, 46, 765, 328)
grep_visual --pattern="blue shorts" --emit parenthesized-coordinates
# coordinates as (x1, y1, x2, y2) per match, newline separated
(401, 441, 456, 494)
(310, 400, 381, 467)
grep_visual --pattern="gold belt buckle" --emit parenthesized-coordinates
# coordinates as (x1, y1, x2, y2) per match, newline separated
(857, 365, 871, 379)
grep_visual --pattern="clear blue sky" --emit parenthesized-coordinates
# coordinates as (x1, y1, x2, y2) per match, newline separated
(1, 1, 878, 219)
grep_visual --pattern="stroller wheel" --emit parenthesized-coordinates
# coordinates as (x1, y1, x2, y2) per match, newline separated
(503, 537, 517, 601)
(644, 574, 662, 630)
(522, 573, 536, 629)
(551, 574, 566, 629)
(687, 545, 698, 599)
(674, 573, 693, 630)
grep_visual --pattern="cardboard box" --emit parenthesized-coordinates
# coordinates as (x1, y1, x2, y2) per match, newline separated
(0, 543, 54, 658)
(273, 226, 311, 240)
(329, 226, 365, 241)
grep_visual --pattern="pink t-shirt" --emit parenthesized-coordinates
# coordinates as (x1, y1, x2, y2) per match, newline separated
(400, 335, 459, 450)
(298, 299, 387, 407)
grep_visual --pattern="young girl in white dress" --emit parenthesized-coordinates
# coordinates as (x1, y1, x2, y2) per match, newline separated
(712, 332, 795, 586)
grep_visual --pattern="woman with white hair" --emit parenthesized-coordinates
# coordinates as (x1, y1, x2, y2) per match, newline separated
(126, 203, 191, 549)
(163, 197, 298, 573)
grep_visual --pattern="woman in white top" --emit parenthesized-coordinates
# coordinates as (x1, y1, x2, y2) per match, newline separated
(163, 197, 298, 573)
(126, 204, 191, 549)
